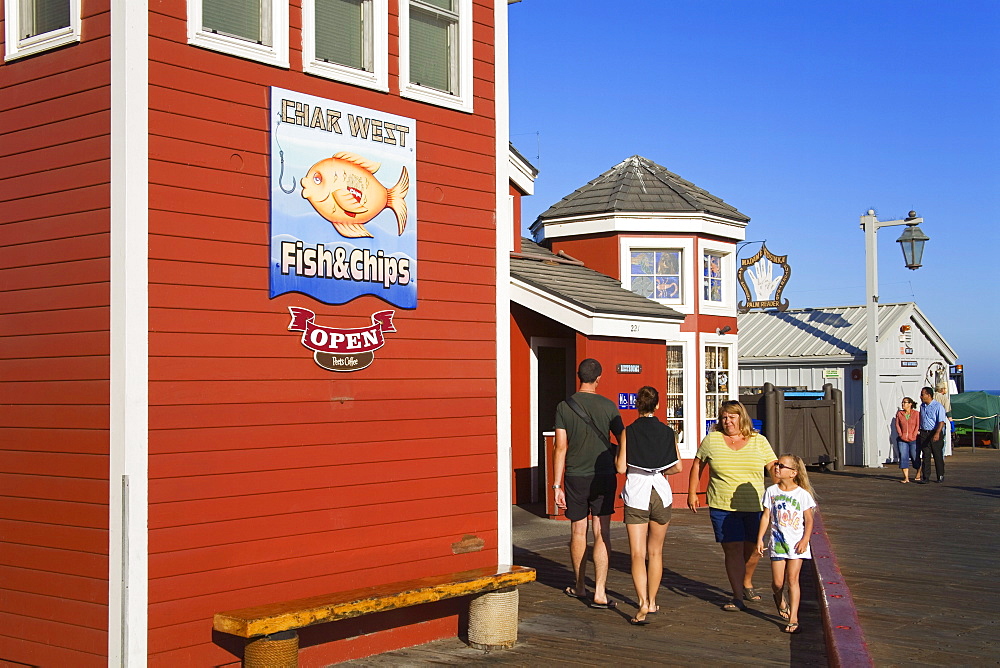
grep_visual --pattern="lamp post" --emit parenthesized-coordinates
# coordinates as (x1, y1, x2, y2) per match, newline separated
(860, 210, 930, 467)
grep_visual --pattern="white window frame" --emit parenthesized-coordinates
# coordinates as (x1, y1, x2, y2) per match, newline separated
(619, 236, 694, 313)
(698, 240, 736, 316)
(302, 0, 388, 91)
(187, 0, 289, 68)
(398, 0, 474, 113)
(701, 339, 735, 439)
(4, 0, 81, 62)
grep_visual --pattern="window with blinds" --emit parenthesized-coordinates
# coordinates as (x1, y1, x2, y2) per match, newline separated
(20, 0, 70, 39)
(203, 0, 269, 45)
(315, 0, 368, 70)
(399, 0, 472, 111)
(188, 0, 288, 67)
(4, 0, 80, 61)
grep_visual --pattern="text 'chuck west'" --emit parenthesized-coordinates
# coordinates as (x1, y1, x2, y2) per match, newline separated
(281, 241, 411, 289)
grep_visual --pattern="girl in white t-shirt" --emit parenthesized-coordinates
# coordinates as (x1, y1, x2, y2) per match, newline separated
(755, 453, 817, 634)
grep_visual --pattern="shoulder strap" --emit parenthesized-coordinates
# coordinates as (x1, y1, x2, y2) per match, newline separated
(565, 395, 616, 453)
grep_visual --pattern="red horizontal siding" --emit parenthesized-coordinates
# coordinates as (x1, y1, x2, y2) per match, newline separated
(145, 0, 498, 660)
(0, 1, 111, 663)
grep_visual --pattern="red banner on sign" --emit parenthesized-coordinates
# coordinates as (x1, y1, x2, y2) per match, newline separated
(288, 307, 396, 354)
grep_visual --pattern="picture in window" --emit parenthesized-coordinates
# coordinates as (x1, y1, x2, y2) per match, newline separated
(631, 250, 681, 300)
(704, 345, 730, 423)
(703, 252, 723, 302)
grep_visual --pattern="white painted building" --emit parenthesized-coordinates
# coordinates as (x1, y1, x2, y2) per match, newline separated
(738, 302, 958, 466)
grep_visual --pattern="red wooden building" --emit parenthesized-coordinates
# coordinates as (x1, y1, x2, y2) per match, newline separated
(1, 0, 514, 664)
(511, 155, 750, 507)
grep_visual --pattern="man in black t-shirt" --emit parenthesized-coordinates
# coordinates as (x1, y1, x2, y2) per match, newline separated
(553, 358, 624, 608)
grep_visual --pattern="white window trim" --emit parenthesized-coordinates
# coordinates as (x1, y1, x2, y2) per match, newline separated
(619, 236, 695, 313)
(398, 0, 474, 113)
(187, 0, 289, 68)
(4, 0, 81, 62)
(698, 240, 736, 316)
(302, 0, 388, 91)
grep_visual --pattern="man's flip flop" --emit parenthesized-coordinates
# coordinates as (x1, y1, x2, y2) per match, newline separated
(563, 586, 586, 600)
(742, 587, 762, 601)
(722, 600, 746, 611)
(628, 616, 650, 625)
(589, 600, 617, 609)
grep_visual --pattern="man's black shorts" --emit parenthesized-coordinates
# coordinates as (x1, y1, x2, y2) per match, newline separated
(564, 474, 617, 521)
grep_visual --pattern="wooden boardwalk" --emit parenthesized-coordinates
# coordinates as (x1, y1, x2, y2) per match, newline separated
(346, 447, 999, 666)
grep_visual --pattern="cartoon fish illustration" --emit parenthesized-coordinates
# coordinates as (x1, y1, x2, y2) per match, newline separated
(300, 151, 409, 238)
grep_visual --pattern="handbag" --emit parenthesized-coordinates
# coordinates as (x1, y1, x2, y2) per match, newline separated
(565, 395, 617, 454)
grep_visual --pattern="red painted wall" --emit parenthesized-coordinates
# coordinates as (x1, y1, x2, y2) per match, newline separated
(548, 234, 619, 278)
(145, 1, 500, 664)
(0, 3, 112, 666)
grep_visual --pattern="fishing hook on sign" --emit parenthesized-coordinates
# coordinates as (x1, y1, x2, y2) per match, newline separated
(275, 113, 297, 194)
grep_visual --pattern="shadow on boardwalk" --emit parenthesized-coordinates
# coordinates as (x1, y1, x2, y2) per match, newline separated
(347, 448, 999, 666)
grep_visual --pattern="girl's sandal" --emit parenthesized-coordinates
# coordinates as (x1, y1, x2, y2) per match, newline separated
(783, 622, 800, 634)
(773, 592, 790, 620)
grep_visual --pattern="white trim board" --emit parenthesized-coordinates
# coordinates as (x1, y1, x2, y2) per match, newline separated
(494, 0, 512, 566)
(109, 0, 149, 662)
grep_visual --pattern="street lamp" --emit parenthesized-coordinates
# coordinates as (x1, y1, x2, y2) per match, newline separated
(860, 210, 930, 467)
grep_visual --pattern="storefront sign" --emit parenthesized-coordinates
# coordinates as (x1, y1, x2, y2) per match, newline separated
(737, 243, 790, 313)
(619, 393, 637, 410)
(617, 364, 642, 374)
(287, 307, 396, 372)
(823, 368, 842, 379)
(269, 88, 417, 308)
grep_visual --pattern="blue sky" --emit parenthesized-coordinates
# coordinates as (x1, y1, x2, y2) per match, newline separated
(509, 0, 999, 390)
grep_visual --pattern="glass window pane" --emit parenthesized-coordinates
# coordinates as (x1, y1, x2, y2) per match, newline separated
(420, 0, 454, 9)
(316, 0, 365, 69)
(631, 276, 654, 298)
(204, 0, 266, 44)
(26, 0, 70, 37)
(409, 6, 452, 92)
(631, 251, 654, 275)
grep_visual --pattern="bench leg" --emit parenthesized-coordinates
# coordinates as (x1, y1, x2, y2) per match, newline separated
(244, 630, 298, 668)
(467, 586, 520, 651)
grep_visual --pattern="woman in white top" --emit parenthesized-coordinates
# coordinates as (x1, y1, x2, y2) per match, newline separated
(615, 386, 682, 625)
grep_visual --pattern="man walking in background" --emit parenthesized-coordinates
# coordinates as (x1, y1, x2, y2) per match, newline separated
(918, 386, 948, 483)
(552, 358, 625, 608)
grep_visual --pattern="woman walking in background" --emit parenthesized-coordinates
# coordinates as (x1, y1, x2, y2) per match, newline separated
(895, 397, 920, 483)
(616, 386, 682, 625)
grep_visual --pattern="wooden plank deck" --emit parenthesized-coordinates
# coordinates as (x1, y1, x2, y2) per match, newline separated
(345, 447, 999, 666)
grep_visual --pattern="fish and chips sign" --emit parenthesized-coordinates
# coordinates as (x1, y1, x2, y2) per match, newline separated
(270, 87, 416, 371)
(737, 243, 791, 313)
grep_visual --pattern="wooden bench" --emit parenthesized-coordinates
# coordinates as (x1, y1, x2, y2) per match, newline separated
(214, 564, 536, 666)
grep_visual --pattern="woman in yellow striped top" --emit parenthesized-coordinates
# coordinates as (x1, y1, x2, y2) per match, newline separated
(687, 400, 777, 611)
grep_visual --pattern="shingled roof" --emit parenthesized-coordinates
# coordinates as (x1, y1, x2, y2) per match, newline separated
(535, 155, 749, 223)
(511, 239, 684, 321)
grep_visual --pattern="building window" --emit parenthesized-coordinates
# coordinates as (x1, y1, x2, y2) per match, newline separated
(630, 250, 682, 302)
(4, 0, 80, 62)
(666, 345, 685, 444)
(704, 345, 731, 426)
(303, 0, 388, 90)
(703, 251, 723, 302)
(188, 0, 289, 68)
(399, 0, 473, 112)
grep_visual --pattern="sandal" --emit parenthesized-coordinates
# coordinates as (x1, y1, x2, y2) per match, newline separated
(773, 592, 790, 620)
(722, 600, 746, 612)
(742, 587, 762, 602)
(783, 622, 800, 634)
(563, 586, 586, 600)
